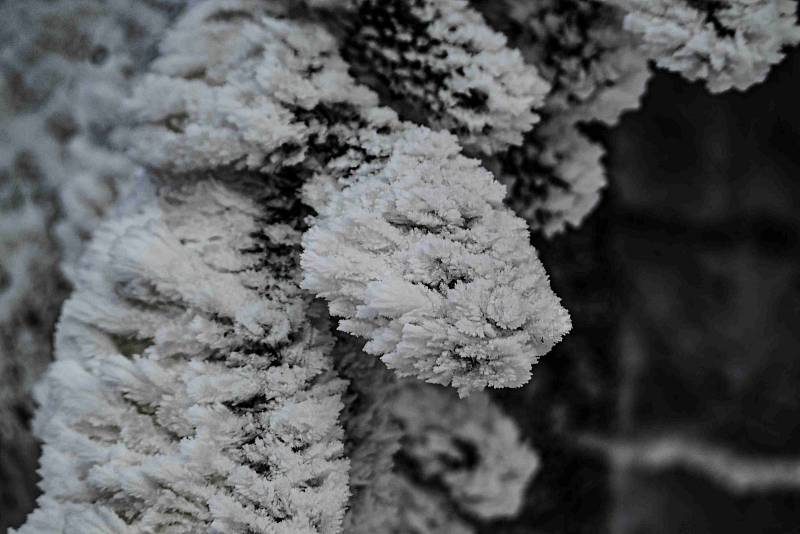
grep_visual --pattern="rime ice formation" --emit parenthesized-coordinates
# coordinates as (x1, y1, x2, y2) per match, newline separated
(115, 0, 573, 403)
(474, 0, 647, 236)
(0, 0, 177, 524)
(115, 0, 380, 174)
(114, 1, 571, 397)
(479, 0, 651, 126)
(392, 383, 539, 519)
(13, 180, 350, 534)
(605, 0, 800, 92)
(302, 127, 572, 396)
(3, 0, 799, 530)
(347, 0, 551, 154)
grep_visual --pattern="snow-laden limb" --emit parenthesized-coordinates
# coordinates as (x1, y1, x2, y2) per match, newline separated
(302, 127, 571, 396)
(345, 0, 551, 154)
(116, 0, 571, 396)
(392, 383, 539, 519)
(14, 179, 349, 534)
(603, 0, 800, 92)
(115, 0, 380, 174)
(334, 337, 402, 533)
(477, 0, 650, 126)
(472, 0, 644, 237)
(487, 119, 607, 237)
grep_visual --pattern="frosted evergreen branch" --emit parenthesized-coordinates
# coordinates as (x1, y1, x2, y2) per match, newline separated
(474, 0, 649, 236)
(13, 179, 350, 533)
(302, 126, 571, 396)
(477, 0, 651, 126)
(345, 0, 551, 154)
(114, 0, 381, 174)
(602, 0, 800, 92)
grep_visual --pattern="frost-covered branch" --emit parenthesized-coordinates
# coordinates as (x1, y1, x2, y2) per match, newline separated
(114, 0, 381, 174)
(123, 1, 571, 395)
(302, 127, 571, 396)
(602, 0, 800, 92)
(477, 0, 651, 126)
(14, 179, 350, 533)
(474, 0, 649, 236)
(345, 0, 551, 154)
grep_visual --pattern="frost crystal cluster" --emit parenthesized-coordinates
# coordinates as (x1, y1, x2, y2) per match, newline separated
(302, 127, 571, 395)
(16, 179, 350, 533)
(608, 0, 800, 92)
(2, 0, 797, 531)
(347, 0, 551, 154)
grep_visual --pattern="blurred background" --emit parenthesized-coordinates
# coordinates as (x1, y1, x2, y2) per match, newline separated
(489, 47, 800, 533)
(2, 35, 800, 534)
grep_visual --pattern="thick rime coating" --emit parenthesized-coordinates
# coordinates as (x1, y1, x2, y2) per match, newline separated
(333, 337, 402, 533)
(473, 0, 644, 236)
(604, 0, 800, 92)
(477, 0, 650, 126)
(118, 0, 572, 396)
(487, 119, 607, 236)
(346, 0, 550, 154)
(392, 383, 539, 519)
(302, 127, 571, 396)
(14, 180, 350, 534)
(115, 0, 380, 173)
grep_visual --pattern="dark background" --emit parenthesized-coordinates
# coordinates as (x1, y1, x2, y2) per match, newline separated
(487, 48, 800, 533)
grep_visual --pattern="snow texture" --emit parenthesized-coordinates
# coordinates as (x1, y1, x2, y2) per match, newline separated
(346, 0, 551, 154)
(606, 0, 800, 92)
(484, 0, 651, 126)
(302, 127, 571, 396)
(13, 179, 350, 534)
(115, 0, 380, 174)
